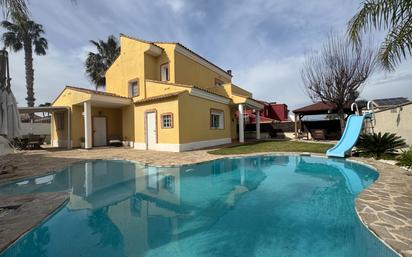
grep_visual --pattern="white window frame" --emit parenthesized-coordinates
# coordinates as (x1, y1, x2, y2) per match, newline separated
(129, 80, 139, 97)
(210, 110, 224, 129)
(160, 63, 170, 81)
(161, 113, 173, 129)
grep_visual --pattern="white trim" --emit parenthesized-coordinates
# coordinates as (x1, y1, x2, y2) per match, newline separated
(89, 94, 131, 106)
(133, 138, 231, 152)
(179, 138, 231, 151)
(175, 44, 232, 80)
(51, 139, 72, 148)
(190, 88, 231, 104)
(146, 44, 162, 57)
(245, 98, 264, 110)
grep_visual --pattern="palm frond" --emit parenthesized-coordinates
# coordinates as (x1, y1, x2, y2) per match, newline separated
(378, 16, 412, 70)
(0, 0, 28, 19)
(357, 132, 407, 158)
(85, 35, 120, 89)
(347, 0, 412, 69)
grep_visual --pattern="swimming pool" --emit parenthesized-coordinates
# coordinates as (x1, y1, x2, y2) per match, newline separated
(0, 155, 398, 257)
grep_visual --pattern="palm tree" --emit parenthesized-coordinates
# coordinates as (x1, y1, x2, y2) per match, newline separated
(1, 15, 47, 107)
(0, 0, 28, 18)
(348, 0, 412, 71)
(85, 35, 120, 90)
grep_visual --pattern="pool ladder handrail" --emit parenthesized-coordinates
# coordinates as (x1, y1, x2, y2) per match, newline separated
(366, 100, 376, 126)
(351, 102, 360, 116)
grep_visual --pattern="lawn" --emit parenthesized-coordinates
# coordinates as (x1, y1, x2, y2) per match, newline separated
(208, 140, 333, 155)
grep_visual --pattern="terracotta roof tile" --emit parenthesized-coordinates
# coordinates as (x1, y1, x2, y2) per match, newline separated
(145, 80, 231, 100)
(293, 101, 351, 115)
(65, 86, 131, 99)
(133, 91, 186, 104)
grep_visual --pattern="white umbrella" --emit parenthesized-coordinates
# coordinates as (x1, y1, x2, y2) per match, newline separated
(0, 49, 22, 140)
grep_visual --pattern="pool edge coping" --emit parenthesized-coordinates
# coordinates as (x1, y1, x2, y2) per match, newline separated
(0, 152, 407, 257)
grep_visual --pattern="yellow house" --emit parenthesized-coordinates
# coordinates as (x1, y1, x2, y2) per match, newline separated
(51, 34, 264, 152)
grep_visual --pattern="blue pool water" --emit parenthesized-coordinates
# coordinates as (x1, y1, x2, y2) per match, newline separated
(0, 155, 397, 257)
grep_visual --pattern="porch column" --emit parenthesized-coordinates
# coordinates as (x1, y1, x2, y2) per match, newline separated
(67, 108, 72, 149)
(83, 101, 92, 149)
(238, 104, 244, 143)
(255, 109, 260, 140)
(294, 113, 298, 139)
(85, 162, 93, 197)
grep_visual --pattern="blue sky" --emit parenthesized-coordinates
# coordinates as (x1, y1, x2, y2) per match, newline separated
(4, 0, 412, 110)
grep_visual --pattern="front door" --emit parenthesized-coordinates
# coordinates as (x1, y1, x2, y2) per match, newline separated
(93, 116, 107, 147)
(146, 112, 157, 150)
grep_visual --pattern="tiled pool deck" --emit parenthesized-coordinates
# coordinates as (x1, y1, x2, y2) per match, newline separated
(0, 147, 411, 256)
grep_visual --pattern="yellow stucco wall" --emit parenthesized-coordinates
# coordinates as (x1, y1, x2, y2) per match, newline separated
(174, 51, 231, 90)
(178, 93, 231, 143)
(122, 105, 135, 143)
(51, 35, 257, 150)
(51, 89, 90, 147)
(144, 80, 189, 99)
(134, 97, 180, 144)
(105, 36, 150, 98)
(51, 88, 125, 147)
(106, 37, 177, 99)
(374, 104, 412, 146)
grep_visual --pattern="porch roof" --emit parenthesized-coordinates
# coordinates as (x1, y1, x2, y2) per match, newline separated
(293, 101, 352, 116)
(54, 86, 132, 108)
(231, 94, 265, 110)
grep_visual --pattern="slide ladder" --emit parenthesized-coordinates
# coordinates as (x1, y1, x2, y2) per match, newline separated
(326, 102, 372, 158)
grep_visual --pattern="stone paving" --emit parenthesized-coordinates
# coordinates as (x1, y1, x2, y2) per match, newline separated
(352, 158, 412, 257)
(0, 147, 411, 256)
(0, 192, 68, 252)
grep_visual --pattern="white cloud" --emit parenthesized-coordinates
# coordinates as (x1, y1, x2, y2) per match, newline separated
(8, 44, 92, 106)
(3, 0, 412, 111)
(234, 56, 310, 110)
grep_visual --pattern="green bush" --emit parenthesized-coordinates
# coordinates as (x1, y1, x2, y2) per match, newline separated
(397, 148, 412, 169)
(356, 132, 407, 159)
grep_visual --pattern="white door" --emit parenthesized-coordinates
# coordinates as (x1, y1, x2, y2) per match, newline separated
(146, 112, 157, 150)
(93, 117, 107, 147)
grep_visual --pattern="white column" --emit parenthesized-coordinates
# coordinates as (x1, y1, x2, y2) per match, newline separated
(255, 109, 260, 140)
(238, 104, 244, 143)
(85, 162, 93, 197)
(83, 101, 92, 149)
(67, 109, 72, 149)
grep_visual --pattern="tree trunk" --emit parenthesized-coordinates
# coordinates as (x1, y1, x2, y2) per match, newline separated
(338, 110, 346, 136)
(24, 40, 35, 108)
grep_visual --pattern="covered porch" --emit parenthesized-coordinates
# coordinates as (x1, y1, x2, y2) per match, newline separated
(292, 102, 353, 140)
(51, 86, 132, 149)
(233, 96, 265, 143)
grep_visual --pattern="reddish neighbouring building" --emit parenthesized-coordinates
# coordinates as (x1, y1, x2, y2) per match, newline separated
(242, 102, 289, 124)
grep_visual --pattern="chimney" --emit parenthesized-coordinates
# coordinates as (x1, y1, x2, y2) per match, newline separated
(226, 70, 232, 75)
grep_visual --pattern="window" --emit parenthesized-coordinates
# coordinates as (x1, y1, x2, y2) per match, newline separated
(160, 63, 169, 81)
(129, 80, 139, 97)
(210, 110, 224, 129)
(163, 175, 175, 193)
(161, 113, 173, 128)
(215, 79, 223, 87)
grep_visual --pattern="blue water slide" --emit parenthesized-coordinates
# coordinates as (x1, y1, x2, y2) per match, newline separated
(326, 114, 370, 158)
